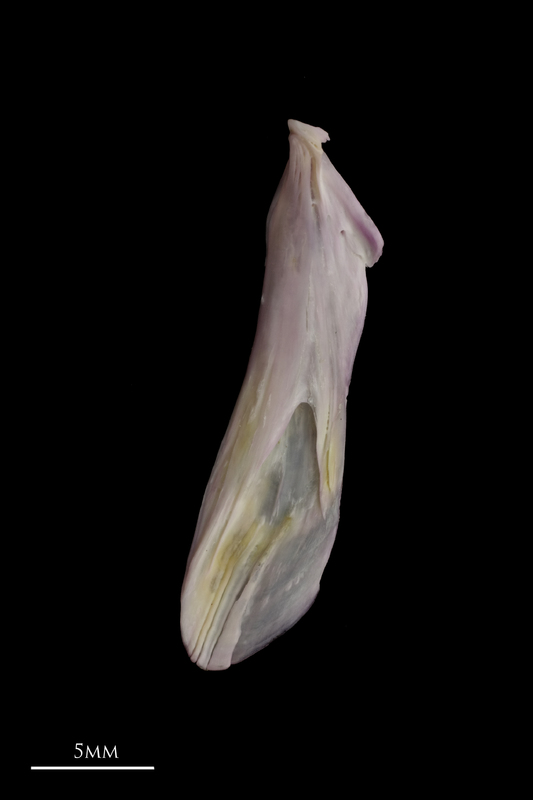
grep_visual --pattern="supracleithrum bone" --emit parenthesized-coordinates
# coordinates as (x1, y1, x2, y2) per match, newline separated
(181, 119, 383, 670)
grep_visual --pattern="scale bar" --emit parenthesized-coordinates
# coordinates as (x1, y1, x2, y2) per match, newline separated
(31, 766, 154, 770)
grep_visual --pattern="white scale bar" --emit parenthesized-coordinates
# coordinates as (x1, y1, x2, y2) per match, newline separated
(31, 766, 154, 770)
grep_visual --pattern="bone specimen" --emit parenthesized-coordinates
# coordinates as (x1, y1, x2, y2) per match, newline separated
(181, 119, 383, 670)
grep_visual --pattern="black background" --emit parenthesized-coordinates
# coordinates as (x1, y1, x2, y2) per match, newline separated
(27, 21, 453, 789)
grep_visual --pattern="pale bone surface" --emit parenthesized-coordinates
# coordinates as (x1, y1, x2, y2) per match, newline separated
(181, 119, 383, 669)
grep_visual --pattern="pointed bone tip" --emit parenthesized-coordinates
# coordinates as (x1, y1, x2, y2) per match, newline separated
(287, 119, 330, 150)
(364, 230, 385, 268)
